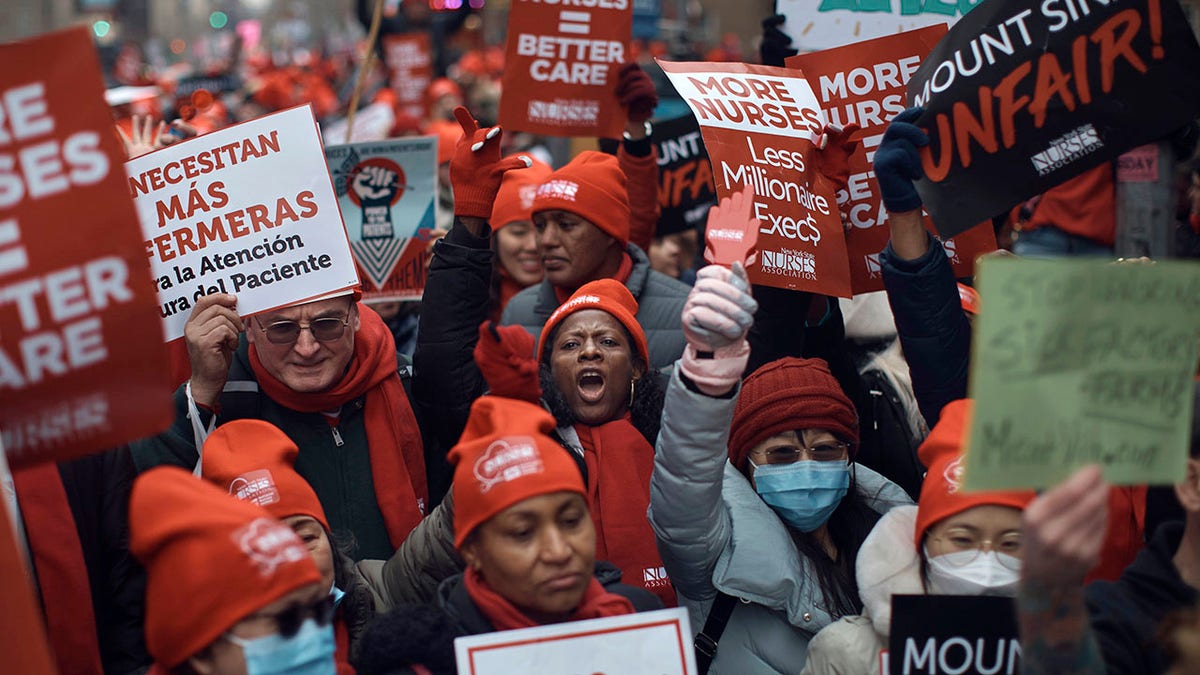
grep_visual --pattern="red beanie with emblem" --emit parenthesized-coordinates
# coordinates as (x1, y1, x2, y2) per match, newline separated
(728, 357, 859, 471)
(536, 278, 648, 366)
(914, 399, 1036, 547)
(201, 419, 329, 531)
(450, 396, 586, 548)
(130, 467, 320, 668)
(532, 151, 630, 245)
(491, 157, 553, 229)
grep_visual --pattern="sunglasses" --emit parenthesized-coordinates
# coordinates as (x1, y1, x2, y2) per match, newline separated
(256, 316, 350, 345)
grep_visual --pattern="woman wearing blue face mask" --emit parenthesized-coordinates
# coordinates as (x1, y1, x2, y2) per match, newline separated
(130, 467, 337, 675)
(648, 264, 911, 674)
(801, 400, 1036, 675)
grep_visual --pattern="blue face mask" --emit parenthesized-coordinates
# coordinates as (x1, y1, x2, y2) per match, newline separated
(752, 460, 850, 532)
(225, 618, 336, 675)
(330, 584, 346, 608)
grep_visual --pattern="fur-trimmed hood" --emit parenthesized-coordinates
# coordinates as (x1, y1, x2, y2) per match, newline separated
(856, 505, 925, 637)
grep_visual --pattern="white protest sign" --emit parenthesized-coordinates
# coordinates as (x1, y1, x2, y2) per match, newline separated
(126, 105, 360, 341)
(454, 607, 697, 675)
(777, 0, 962, 52)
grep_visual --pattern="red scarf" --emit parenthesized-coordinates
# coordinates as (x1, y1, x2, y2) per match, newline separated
(12, 463, 104, 675)
(554, 253, 634, 304)
(575, 417, 677, 607)
(491, 270, 528, 323)
(335, 614, 355, 675)
(250, 303, 427, 549)
(464, 567, 634, 631)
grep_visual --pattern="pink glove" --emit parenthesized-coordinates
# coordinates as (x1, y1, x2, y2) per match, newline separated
(679, 264, 756, 396)
(703, 184, 760, 268)
(450, 106, 532, 219)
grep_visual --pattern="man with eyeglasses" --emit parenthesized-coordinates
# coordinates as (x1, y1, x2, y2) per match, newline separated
(131, 289, 429, 562)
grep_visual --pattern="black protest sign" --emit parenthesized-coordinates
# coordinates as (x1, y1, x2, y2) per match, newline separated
(652, 114, 717, 236)
(888, 595, 1020, 675)
(905, 0, 1200, 238)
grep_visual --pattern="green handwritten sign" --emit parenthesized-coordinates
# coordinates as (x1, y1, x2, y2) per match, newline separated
(964, 257, 1200, 491)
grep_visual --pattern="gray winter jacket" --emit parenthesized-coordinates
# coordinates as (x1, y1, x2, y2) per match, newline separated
(648, 367, 911, 674)
(356, 490, 463, 612)
(499, 243, 690, 370)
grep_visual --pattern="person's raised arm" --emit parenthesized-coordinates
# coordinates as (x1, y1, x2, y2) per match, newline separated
(1018, 466, 1109, 675)
(614, 63, 660, 253)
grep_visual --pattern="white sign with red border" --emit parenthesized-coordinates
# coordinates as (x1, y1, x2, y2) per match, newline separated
(126, 104, 359, 341)
(454, 607, 697, 674)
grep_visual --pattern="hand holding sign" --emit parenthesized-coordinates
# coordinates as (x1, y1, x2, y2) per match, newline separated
(813, 123, 861, 194)
(703, 184, 760, 268)
(1020, 465, 1109, 588)
(615, 62, 658, 125)
(183, 293, 243, 407)
(873, 107, 928, 214)
(450, 106, 532, 219)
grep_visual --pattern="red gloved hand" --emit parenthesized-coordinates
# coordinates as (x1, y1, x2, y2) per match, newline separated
(813, 123, 862, 195)
(473, 320, 542, 402)
(450, 106, 532, 219)
(703, 184, 761, 268)
(614, 63, 659, 124)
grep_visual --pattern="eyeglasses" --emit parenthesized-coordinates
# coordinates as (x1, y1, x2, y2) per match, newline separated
(930, 530, 1023, 569)
(751, 441, 851, 465)
(256, 316, 351, 345)
(246, 595, 336, 639)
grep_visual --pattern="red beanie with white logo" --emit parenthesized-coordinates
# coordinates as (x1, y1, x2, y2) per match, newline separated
(450, 396, 585, 548)
(536, 278, 648, 366)
(532, 150, 630, 245)
(491, 157, 553, 229)
(201, 419, 329, 531)
(130, 467, 320, 668)
(914, 399, 1036, 547)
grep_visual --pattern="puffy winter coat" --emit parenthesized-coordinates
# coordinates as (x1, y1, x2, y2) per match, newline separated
(500, 243, 690, 370)
(648, 368, 911, 673)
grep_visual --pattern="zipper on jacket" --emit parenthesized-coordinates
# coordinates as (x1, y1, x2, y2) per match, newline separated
(331, 426, 345, 447)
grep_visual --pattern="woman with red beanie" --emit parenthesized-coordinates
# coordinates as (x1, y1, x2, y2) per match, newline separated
(801, 399, 1036, 674)
(358, 396, 658, 671)
(487, 157, 553, 320)
(130, 466, 336, 675)
(648, 263, 910, 673)
(200, 419, 461, 673)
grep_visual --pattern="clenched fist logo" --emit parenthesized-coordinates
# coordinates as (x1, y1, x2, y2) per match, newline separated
(349, 158, 406, 239)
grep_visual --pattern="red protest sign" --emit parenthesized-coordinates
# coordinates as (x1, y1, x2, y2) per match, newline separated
(500, 0, 632, 138)
(0, 27, 172, 467)
(787, 26, 997, 295)
(659, 60, 852, 297)
(384, 33, 433, 119)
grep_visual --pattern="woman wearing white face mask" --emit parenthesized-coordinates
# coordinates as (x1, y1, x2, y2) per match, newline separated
(648, 264, 912, 674)
(801, 399, 1037, 675)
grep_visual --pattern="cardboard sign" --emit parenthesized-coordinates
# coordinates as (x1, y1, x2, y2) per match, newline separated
(0, 27, 173, 466)
(964, 257, 1200, 491)
(888, 595, 1020, 675)
(659, 60, 852, 296)
(1117, 144, 1158, 183)
(324, 136, 438, 301)
(384, 33, 433, 119)
(776, 0, 966, 52)
(787, 25, 997, 294)
(454, 607, 697, 675)
(653, 114, 718, 236)
(499, 0, 632, 138)
(127, 105, 360, 341)
(906, 0, 1200, 238)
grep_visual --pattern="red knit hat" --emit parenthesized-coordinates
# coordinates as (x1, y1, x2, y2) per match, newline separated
(427, 119, 462, 165)
(449, 396, 585, 548)
(728, 357, 858, 471)
(914, 399, 1036, 547)
(130, 467, 320, 668)
(201, 419, 329, 531)
(536, 278, 648, 366)
(491, 157, 553, 229)
(532, 151, 631, 245)
(427, 77, 463, 106)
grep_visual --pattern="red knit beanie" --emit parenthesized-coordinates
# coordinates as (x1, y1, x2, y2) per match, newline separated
(449, 396, 586, 548)
(536, 278, 648, 366)
(130, 467, 320, 668)
(201, 419, 329, 531)
(491, 157, 553, 229)
(914, 399, 1036, 547)
(532, 151, 630, 245)
(427, 119, 463, 165)
(728, 357, 858, 471)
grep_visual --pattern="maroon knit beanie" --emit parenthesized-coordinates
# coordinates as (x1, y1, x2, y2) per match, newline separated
(728, 357, 859, 471)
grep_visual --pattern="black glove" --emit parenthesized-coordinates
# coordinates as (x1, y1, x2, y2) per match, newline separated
(760, 15, 798, 67)
(873, 107, 928, 213)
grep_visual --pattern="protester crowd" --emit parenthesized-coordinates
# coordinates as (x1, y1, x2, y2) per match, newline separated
(8, 7, 1200, 675)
